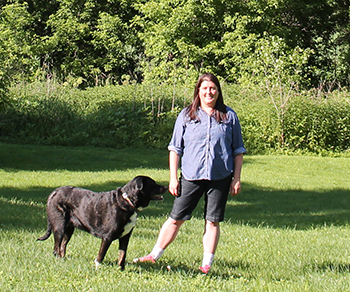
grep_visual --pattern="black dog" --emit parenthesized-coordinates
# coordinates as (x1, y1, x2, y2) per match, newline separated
(37, 176, 167, 270)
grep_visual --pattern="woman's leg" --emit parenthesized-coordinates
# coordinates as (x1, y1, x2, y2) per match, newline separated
(200, 175, 232, 273)
(202, 220, 220, 254)
(156, 218, 185, 249)
(133, 218, 184, 263)
(199, 220, 220, 273)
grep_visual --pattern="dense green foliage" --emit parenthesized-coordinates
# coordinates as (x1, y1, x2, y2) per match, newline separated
(1, 1, 349, 152)
(0, 0, 349, 89)
(1, 82, 349, 154)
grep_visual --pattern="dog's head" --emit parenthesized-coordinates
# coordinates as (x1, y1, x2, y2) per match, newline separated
(121, 176, 167, 209)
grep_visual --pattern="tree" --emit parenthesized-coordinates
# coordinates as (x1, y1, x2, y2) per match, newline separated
(0, 2, 40, 82)
(0, 0, 349, 88)
(43, 0, 143, 86)
(136, 0, 350, 89)
(264, 0, 350, 88)
(135, 0, 234, 83)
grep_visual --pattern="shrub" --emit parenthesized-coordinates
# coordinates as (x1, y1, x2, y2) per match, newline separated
(284, 94, 350, 153)
(1, 82, 349, 154)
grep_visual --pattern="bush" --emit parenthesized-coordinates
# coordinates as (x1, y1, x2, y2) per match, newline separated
(284, 94, 350, 153)
(0, 82, 184, 149)
(1, 82, 349, 154)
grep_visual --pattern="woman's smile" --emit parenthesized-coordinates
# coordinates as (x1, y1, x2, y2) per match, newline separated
(199, 80, 219, 109)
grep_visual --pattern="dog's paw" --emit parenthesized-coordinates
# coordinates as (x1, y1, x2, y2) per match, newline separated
(94, 259, 101, 269)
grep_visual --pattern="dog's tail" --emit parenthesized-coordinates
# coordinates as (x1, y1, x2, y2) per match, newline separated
(37, 221, 52, 241)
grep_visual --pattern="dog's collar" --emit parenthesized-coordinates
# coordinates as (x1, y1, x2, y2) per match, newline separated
(122, 192, 136, 209)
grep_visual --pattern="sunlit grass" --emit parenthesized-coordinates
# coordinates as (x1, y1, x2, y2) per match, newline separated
(0, 143, 350, 291)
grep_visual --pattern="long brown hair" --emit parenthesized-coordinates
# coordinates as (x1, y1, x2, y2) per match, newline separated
(186, 73, 227, 122)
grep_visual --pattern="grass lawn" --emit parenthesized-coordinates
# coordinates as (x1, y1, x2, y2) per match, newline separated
(0, 143, 350, 291)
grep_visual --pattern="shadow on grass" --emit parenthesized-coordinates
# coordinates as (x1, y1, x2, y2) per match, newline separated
(1, 143, 349, 232)
(1, 182, 349, 232)
(1, 182, 350, 279)
(310, 261, 350, 273)
(127, 260, 201, 275)
(125, 259, 256, 280)
(0, 143, 169, 171)
(141, 184, 350, 230)
(224, 185, 350, 229)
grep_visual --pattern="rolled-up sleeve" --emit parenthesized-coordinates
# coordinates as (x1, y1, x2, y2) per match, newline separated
(231, 110, 247, 157)
(168, 110, 186, 156)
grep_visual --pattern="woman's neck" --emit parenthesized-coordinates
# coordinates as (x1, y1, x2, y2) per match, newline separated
(201, 105, 215, 116)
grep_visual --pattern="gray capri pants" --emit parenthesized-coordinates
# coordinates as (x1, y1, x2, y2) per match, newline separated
(169, 174, 233, 222)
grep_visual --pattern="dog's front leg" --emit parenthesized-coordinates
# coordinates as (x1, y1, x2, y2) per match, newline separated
(95, 238, 112, 268)
(118, 229, 133, 270)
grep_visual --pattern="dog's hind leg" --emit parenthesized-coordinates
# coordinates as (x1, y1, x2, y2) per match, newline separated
(118, 230, 133, 270)
(53, 229, 64, 258)
(51, 213, 69, 258)
(59, 224, 74, 258)
(94, 238, 112, 268)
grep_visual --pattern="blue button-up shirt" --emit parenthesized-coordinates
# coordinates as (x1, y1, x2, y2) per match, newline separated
(168, 106, 247, 181)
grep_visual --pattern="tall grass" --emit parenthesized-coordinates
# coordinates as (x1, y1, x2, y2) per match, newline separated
(0, 143, 350, 291)
(1, 82, 350, 153)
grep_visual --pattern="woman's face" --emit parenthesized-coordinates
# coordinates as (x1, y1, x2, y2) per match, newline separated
(198, 80, 219, 109)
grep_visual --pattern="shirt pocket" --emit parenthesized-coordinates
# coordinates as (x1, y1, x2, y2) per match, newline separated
(184, 120, 203, 141)
(215, 121, 233, 149)
(218, 121, 232, 135)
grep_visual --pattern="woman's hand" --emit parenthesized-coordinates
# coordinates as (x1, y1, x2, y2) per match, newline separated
(229, 178, 241, 196)
(169, 178, 180, 197)
(230, 154, 243, 196)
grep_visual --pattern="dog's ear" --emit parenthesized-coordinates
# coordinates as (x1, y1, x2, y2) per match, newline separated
(121, 176, 143, 198)
(128, 176, 144, 193)
(135, 177, 144, 192)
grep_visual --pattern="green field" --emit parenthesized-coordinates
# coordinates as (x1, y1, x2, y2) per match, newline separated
(1, 143, 350, 291)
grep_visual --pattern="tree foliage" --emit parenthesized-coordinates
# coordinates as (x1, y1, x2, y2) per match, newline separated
(0, 0, 349, 89)
(0, 3, 39, 81)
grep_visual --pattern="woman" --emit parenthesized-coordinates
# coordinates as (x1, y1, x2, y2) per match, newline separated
(134, 73, 246, 274)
